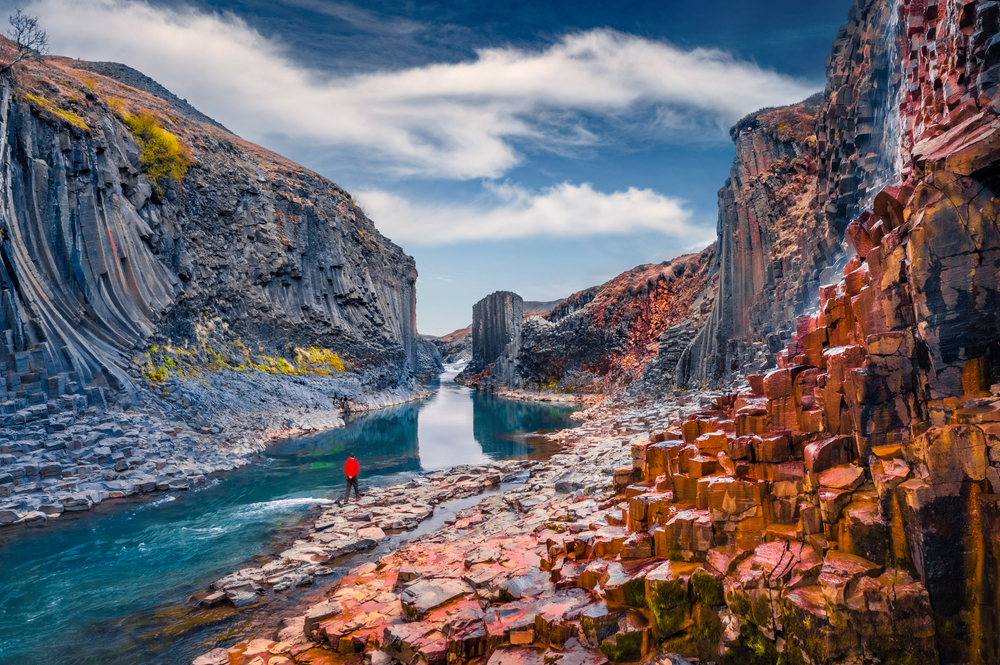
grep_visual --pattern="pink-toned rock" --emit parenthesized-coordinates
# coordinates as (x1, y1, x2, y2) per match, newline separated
(400, 578, 473, 620)
(818, 465, 865, 491)
(357, 526, 387, 541)
(804, 436, 853, 474)
(818, 552, 883, 606)
(383, 622, 447, 664)
(191, 648, 228, 665)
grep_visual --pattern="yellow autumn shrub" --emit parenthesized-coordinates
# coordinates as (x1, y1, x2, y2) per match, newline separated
(121, 110, 190, 192)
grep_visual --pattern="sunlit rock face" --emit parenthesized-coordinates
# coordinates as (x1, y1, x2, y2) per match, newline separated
(460, 251, 714, 395)
(679, 0, 909, 390)
(0, 49, 418, 408)
(199, 2, 1000, 665)
(694, 0, 1000, 660)
(678, 96, 839, 387)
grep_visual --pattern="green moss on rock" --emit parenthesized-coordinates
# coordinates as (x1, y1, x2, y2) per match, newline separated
(623, 577, 648, 609)
(692, 570, 725, 606)
(600, 630, 643, 663)
(720, 622, 781, 665)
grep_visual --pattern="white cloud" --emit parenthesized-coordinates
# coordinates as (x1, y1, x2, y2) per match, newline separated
(358, 182, 714, 245)
(20, 0, 820, 179)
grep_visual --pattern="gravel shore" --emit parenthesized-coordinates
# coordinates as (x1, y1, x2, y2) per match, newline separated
(0, 367, 427, 528)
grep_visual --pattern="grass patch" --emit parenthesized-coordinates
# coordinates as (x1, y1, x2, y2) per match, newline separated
(138, 339, 351, 387)
(105, 96, 125, 115)
(21, 94, 89, 131)
(121, 110, 190, 193)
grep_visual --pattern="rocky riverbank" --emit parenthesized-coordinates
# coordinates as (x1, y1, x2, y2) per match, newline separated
(480, 389, 603, 406)
(196, 347, 969, 665)
(191, 460, 532, 610)
(190, 391, 714, 665)
(0, 369, 428, 528)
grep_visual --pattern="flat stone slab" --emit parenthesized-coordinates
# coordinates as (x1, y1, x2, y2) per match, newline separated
(819, 465, 865, 491)
(400, 577, 473, 619)
(357, 526, 386, 541)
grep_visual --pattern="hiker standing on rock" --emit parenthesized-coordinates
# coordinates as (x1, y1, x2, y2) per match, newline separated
(344, 452, 361, 501)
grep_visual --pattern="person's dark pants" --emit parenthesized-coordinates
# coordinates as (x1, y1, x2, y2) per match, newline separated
(345, 475, 360, 500)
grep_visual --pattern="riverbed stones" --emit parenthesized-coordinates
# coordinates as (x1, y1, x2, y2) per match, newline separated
(199, 461, 524, 605)
(199, 378, 947, 665)
(191, 648, 229, 665)
(401, 578, 474, 620)
(304, 600, 343, 639)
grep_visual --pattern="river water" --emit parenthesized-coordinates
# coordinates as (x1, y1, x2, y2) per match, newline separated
(0, 367, 577, 665)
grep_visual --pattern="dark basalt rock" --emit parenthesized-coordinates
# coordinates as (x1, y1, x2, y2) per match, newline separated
(0, 53, 419, 407)
(672, 0, 911, 390)
(461, 253, 713, 394)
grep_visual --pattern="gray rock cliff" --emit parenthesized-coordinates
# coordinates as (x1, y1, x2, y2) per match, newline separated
(0, 53, 419, 410)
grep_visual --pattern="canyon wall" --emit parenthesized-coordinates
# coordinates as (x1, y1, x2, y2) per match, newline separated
(463, 251, 714, 394)
(0, 52, 418, 412)
(816, 0, 905, 228)
(652, 0, 1000, 661)
(678, 0, 906, 389)
(677, 96, 839, 387)
(488, 4, 1000, 660)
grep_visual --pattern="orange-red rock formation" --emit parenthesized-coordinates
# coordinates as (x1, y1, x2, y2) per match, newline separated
(198, 1, 1000, 664)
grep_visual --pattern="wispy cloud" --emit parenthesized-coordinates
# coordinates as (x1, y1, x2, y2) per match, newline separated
(21, 0, 820, 179)
(358, 181, 714, 246)
(281, 0, 425, 36)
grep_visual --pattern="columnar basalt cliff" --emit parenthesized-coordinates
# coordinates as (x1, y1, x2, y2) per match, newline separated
(677, 97, 839, 387)
(188, 2, 1000, 665)
(470, 0, 912, 395)
(0, 49, 418, 416)
(678, 0, 910, 389)
(458, 290, 524, 387)
(816, 0, 904, 227)
(461, 251, 714, 395)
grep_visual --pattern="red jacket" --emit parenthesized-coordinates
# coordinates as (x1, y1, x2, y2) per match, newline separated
(345, 458, 359, 478)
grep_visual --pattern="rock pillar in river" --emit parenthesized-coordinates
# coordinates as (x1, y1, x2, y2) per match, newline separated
(462, 291, 523, 386)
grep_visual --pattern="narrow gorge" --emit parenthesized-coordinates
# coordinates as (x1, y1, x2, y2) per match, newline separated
(5, 0, 1000, 664)
(0, 52, 427, 522)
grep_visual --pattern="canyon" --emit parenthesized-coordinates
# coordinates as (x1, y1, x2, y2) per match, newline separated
(206, 0, 1000, 664)
(0, 49, 428, 524)
(2, 0, 1000, 664)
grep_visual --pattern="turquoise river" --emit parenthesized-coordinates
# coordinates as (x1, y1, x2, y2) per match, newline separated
(0, 367, 577, 665)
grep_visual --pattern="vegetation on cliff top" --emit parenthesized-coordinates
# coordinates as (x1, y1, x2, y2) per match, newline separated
(121, 109, 191, 193)
(20, 92, 89, 130)
(141, 339, 350, 385)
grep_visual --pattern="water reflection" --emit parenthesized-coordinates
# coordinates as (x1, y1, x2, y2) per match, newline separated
(285, 364, 577, 475)
(271, 401, 422, 482)
(0, 367, 576, 665)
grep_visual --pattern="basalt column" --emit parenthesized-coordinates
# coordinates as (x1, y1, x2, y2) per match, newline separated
(466, 291, 523, 384)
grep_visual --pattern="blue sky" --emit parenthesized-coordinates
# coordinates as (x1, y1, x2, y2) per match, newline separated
(11, 0, 850, 335)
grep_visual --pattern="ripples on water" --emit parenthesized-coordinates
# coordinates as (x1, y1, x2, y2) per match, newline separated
(0, 369, 576, 665)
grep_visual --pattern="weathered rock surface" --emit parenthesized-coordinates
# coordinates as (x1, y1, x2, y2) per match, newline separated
(676, 0, 911, 389)
(429, 326, 472, 365)
(459, 291, 524, 387)
(0, 45, 420, 414)
(388, 2, 1000, 663)
(676, 96, 840, 387)
(207, 389, 938, 665)
(0, 43, 439, 527)
(460, 253, 714, 395)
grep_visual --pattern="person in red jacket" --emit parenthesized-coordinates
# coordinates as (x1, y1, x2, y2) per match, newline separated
(344, 453, 360, 501)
